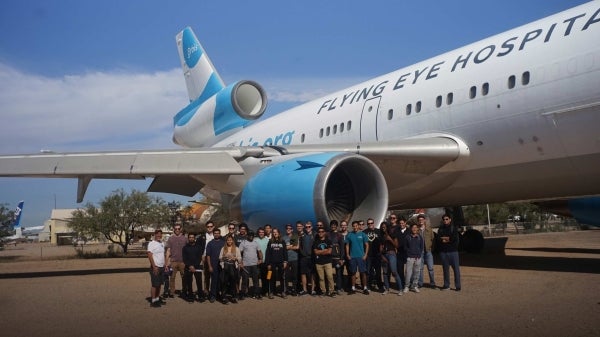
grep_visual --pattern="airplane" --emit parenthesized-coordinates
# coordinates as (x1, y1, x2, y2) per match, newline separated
(2, 201, 25, 243)
(0, 2, 599, 233)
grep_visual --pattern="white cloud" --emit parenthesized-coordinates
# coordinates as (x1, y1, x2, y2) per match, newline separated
(260, 77, 367, 103)
(0, 63, 365, 154)
(0, 64, 187, 153)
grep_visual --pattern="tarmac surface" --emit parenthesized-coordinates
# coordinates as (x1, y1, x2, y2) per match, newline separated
(0, 230, 599, 337)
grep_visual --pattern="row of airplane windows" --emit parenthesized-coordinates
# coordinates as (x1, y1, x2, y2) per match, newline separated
(309, 71, 530, 142)
(394, 71, 531, 118)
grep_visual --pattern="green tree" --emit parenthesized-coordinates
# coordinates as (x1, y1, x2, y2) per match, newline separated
(69, 189, 170, 254)
(0, 203, 17, 247)
(462, 202, 540, 226)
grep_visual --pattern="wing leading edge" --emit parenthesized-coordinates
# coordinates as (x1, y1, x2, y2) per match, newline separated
(0, 137, 462, 202)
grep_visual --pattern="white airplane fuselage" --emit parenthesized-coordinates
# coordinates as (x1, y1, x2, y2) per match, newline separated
(2, 3, 599, 230)
(207, 3, 600, 209)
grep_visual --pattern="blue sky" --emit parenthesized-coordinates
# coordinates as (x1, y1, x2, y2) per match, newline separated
(0, 0, 588, 227)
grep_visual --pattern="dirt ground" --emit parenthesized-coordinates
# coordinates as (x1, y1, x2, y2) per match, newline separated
(0, 231, 599, 337)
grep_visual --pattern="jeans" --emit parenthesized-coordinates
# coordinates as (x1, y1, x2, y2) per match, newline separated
(285, 260, 298, 293)
(382, 252, 402, 291)
(183, 266, 203, 298)
(268, 263, 286, 295)
(366, 255, 383, 289)
(440, 251, 461, 289)
(209, 265, 221, 299)
(419, 251, 436, 287)
(220, 263, 239, 297)
(396, 252, 406, 289)
(332, 259, 344, 291)
(405, 256, 421, 289)
(241, 265, 260, 296)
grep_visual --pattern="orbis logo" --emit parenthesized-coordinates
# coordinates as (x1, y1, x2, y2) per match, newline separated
(187, 44, 199, 60)
(182, 28, 201, 68)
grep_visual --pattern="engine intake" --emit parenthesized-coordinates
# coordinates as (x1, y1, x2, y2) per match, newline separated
(231, 152, 388, 230)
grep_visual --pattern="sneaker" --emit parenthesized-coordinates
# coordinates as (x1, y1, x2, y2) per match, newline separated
(348, 289, 356, 295)
(298, 290, 307, 296)
(221, 298, 229, 305)
(397, 291, 403, 296)
(335, 290, 342, 296)
(209, 297, 216, 303)
(455, 288, 461, 292)
(268, 293, 274, 299)
(328, 292, 336, 298)
(441, 286, 450, 291)
(230, 297, 238, 304)
(381, 290, 388, 295)
(310, 291, 317, 297)
(158, 298, 167, 305)
(403, 287, 409, 293)
(363, 289, 370, 295)
(281, 293, 287, 299)
(411, 287, 420, 293)
(150, 300, 161, 308)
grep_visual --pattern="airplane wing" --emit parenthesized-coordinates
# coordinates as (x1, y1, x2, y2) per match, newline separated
(0, 148, 271, 202)
(0, 136, 460, 201)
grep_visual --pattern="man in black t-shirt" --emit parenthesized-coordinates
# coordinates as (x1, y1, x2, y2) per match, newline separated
(312, 227, 335, 297)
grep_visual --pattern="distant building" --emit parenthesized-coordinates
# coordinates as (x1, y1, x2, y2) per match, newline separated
(43, 209, 77, 245)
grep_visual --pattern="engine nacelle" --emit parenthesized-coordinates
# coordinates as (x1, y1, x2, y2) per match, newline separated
(230, 152, 389, 231)
(536, 196, 600, 227)
(173, 80, 267, 147)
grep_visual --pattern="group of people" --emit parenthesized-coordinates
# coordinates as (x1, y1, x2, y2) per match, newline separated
(146, 213, 462, 307)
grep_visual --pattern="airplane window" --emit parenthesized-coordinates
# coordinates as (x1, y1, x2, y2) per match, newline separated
(333, 124, 337, 134)
(436, 95, 442, 108)
(522, 71, 530, 85)
(340, 123, 344, 132)
(326, 126, 331, 136)
(347, 120, 352, 130)
(301, 134, 305, 143)
(482, 82, 489, 95)
(508, 75, 516, 89)
(416, 101, 422, 113)
(388, 109, 393, 120)
(319, 128, 324, 138)
(406, 104, 412, 116)
(470, 86, 476, 99)
(447, 93, 453, 105)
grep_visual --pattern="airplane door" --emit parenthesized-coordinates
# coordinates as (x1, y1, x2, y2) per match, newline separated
(360, 96, 381, 142)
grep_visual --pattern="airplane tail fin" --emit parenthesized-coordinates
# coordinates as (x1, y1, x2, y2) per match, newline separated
(14, 201, 24, 229)
(12, 201, 24, 239)
(176, 27, 226, 102)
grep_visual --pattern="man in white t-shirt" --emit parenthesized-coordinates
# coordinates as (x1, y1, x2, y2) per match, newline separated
(147, 229, 167, 307)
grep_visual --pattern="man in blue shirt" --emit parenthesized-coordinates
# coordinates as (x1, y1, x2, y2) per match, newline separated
(344, 221, 370, 295)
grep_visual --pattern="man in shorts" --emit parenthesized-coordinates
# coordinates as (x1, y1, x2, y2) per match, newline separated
(344, 221, 370, 295)
(147, 229, 167, 307)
